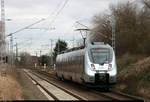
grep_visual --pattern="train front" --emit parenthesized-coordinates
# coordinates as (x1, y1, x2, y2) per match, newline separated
(84, 43, 117, 87)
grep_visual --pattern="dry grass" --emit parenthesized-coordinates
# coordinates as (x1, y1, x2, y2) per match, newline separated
(116, 53, 146, 72)
(138, 87, 150, 98)
(118, 56, 150, 81)
(0, 64, 23, 100)
(116, 55, 150, 99)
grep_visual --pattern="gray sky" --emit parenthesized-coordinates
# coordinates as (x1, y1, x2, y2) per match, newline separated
(4, 0, 129, 55)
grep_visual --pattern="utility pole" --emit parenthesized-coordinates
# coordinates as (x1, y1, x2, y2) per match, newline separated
(0, 0, 6, 63)
(13, 42, 18, 65)
(39, 50, 42, 67)
(40, 50, 42, 57)
(15, 42, 18, 61)
(35, 52, 38, 57)
(72, 37, 75, 48)
(50, 39, 53, 66)
(58, 39, 60, 54)
(10, 34, 13, 65)
(112, 15, 116, 53)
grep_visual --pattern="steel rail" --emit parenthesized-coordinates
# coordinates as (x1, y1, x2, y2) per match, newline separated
(24, 70, 59, 100)
(30, 70, 87, 101)
(35, 69, 145, 101)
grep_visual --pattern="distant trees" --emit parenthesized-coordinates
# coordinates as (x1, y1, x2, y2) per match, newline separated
(91, 1, 150, 56)
(53, 39, 68, 62)
(18, 52, 32, 67)
(39, 55, 50, 66)
(18, 40, 68, 67)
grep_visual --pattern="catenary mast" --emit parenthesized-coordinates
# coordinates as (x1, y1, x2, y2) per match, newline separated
(0, 0, 6, 63)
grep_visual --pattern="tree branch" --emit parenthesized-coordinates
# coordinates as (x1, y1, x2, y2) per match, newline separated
(143, 0, 150, 9)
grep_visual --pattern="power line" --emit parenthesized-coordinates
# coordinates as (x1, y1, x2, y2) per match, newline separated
(48, 0, 70, 28)
(5, 0, 70, 36)
(7, 18, 45, 36)
(75, 21, 89, 29)
(47, 0, 65, 18)
(24, 0, 70, 31)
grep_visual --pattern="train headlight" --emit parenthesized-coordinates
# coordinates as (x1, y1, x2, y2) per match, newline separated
(108, 64, 112, 71)
(91, 64, 95, 71)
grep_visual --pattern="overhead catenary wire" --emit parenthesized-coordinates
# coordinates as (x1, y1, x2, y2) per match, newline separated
(46, 0, 65, 19)
(25, 0, 66, 30)
(7, 18, 46, 36)
(21, 0, 70, 31)
(7, 0, 69, 36)
(48, 0, 70, 28)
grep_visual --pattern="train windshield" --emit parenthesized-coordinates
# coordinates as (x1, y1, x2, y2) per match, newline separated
(90, 48, 113, 65)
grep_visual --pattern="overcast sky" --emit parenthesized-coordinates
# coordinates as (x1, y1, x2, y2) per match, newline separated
(4, 0, 133, 56)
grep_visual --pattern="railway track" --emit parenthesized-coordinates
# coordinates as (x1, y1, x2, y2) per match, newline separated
(90, 89, 144, 101)
(31, 69, 145, 101)
(23, 69, 86, 101)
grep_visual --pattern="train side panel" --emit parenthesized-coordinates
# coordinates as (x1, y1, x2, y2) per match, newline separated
(56, 49, 85, 83)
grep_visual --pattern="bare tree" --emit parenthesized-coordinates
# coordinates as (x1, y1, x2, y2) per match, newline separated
(91, 1, 150, 56)
(143, 0, 150, 9)
(19, 52, 32, 67)
(91, 14, 112, 45)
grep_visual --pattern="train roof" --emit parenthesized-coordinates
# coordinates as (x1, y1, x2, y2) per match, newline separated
(59, 42, 112, 55)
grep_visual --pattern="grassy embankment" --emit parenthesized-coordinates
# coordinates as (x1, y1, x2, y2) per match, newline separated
(116, 54, 150, 99)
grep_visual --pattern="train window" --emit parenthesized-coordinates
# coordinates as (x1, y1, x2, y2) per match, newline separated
(90, 48, 113, 65)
